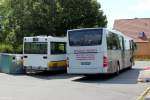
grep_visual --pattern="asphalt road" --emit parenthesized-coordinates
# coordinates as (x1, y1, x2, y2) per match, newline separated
(0, 61, 149, 100)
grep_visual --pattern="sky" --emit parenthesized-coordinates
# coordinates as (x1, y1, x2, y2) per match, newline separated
(98, 0, 150, 28)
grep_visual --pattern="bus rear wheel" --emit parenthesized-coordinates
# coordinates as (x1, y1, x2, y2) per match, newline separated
(116, 64, 120, 75)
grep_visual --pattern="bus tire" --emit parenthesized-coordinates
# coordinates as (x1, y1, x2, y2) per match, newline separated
(116, 62, 120, 75)
(128, 65, 132, 70)
(129, 58, 133, 69)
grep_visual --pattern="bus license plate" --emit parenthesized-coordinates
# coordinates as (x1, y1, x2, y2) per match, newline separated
(81, 62, 91, 65)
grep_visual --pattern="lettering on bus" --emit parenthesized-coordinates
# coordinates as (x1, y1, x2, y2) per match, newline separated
(74, 49, 98, 54)
(76, 54, 95, 60)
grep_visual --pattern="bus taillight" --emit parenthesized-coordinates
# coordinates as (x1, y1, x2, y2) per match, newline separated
(103, 56, 108, 67)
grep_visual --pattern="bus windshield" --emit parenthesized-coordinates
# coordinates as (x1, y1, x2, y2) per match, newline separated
(68, 29, 103, 46)
(24, 42, 47, 54)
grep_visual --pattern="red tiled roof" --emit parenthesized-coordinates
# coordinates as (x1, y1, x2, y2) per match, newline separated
(113, 18, 150, 42)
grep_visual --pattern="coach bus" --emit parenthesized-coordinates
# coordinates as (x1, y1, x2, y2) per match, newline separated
(67, 28, 135, 75)
(23, 36, 67, 72)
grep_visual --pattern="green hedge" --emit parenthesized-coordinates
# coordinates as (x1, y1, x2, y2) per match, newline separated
(0, 44, 22, 54)
(14, 45, 23, 54)
(0, 44, 14, 53)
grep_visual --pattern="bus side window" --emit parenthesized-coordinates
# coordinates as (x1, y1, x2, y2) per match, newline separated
(121, 36, 125, 50)
(132, 41, 137, 50)
(51, 42, 66, 54)
(106, 34, 111, 50)
(107, 32, 121, 50)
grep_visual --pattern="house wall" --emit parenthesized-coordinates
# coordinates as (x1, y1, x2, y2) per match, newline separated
(134, 42, 150, 58)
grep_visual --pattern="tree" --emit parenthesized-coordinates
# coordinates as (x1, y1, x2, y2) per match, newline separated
(0, 0, 107, 53)
(55, 0, 107, 34)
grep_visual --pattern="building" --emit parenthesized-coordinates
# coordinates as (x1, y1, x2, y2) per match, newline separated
(113, 18, 150, 58)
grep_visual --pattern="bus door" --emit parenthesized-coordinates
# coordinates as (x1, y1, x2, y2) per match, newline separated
(121, 36, 126, 68)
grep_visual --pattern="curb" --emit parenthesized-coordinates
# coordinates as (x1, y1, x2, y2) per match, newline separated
(138, 70, 150, 82)
(136, 87, 150, 100)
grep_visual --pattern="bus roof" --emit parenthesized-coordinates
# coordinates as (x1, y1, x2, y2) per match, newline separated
(67, 28, 133, 40)
(24, 36, 67, 42)
(67, 27, 107, 32)
(109, 29, 133, 40)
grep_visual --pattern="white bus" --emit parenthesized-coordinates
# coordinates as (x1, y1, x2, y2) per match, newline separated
(23, 36, 67, 72)
(67, 28, 135, 75)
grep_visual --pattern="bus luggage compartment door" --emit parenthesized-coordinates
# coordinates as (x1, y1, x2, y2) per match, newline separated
(69, 53, 103, 70)
(23, 55, 47, 69)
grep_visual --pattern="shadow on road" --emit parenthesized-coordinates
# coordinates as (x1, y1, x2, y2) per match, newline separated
(73, 68, 142, 84)
(9, 67, 142, 83)
(26, 70, 78, 80)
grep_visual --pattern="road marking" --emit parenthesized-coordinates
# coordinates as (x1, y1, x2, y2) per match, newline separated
(136, 87, 150, 100)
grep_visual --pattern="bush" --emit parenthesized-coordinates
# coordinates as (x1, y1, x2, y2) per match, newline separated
(0, 43, 14, 53)
(0, 43, 23, 54)
(14, 45, 23, 54)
